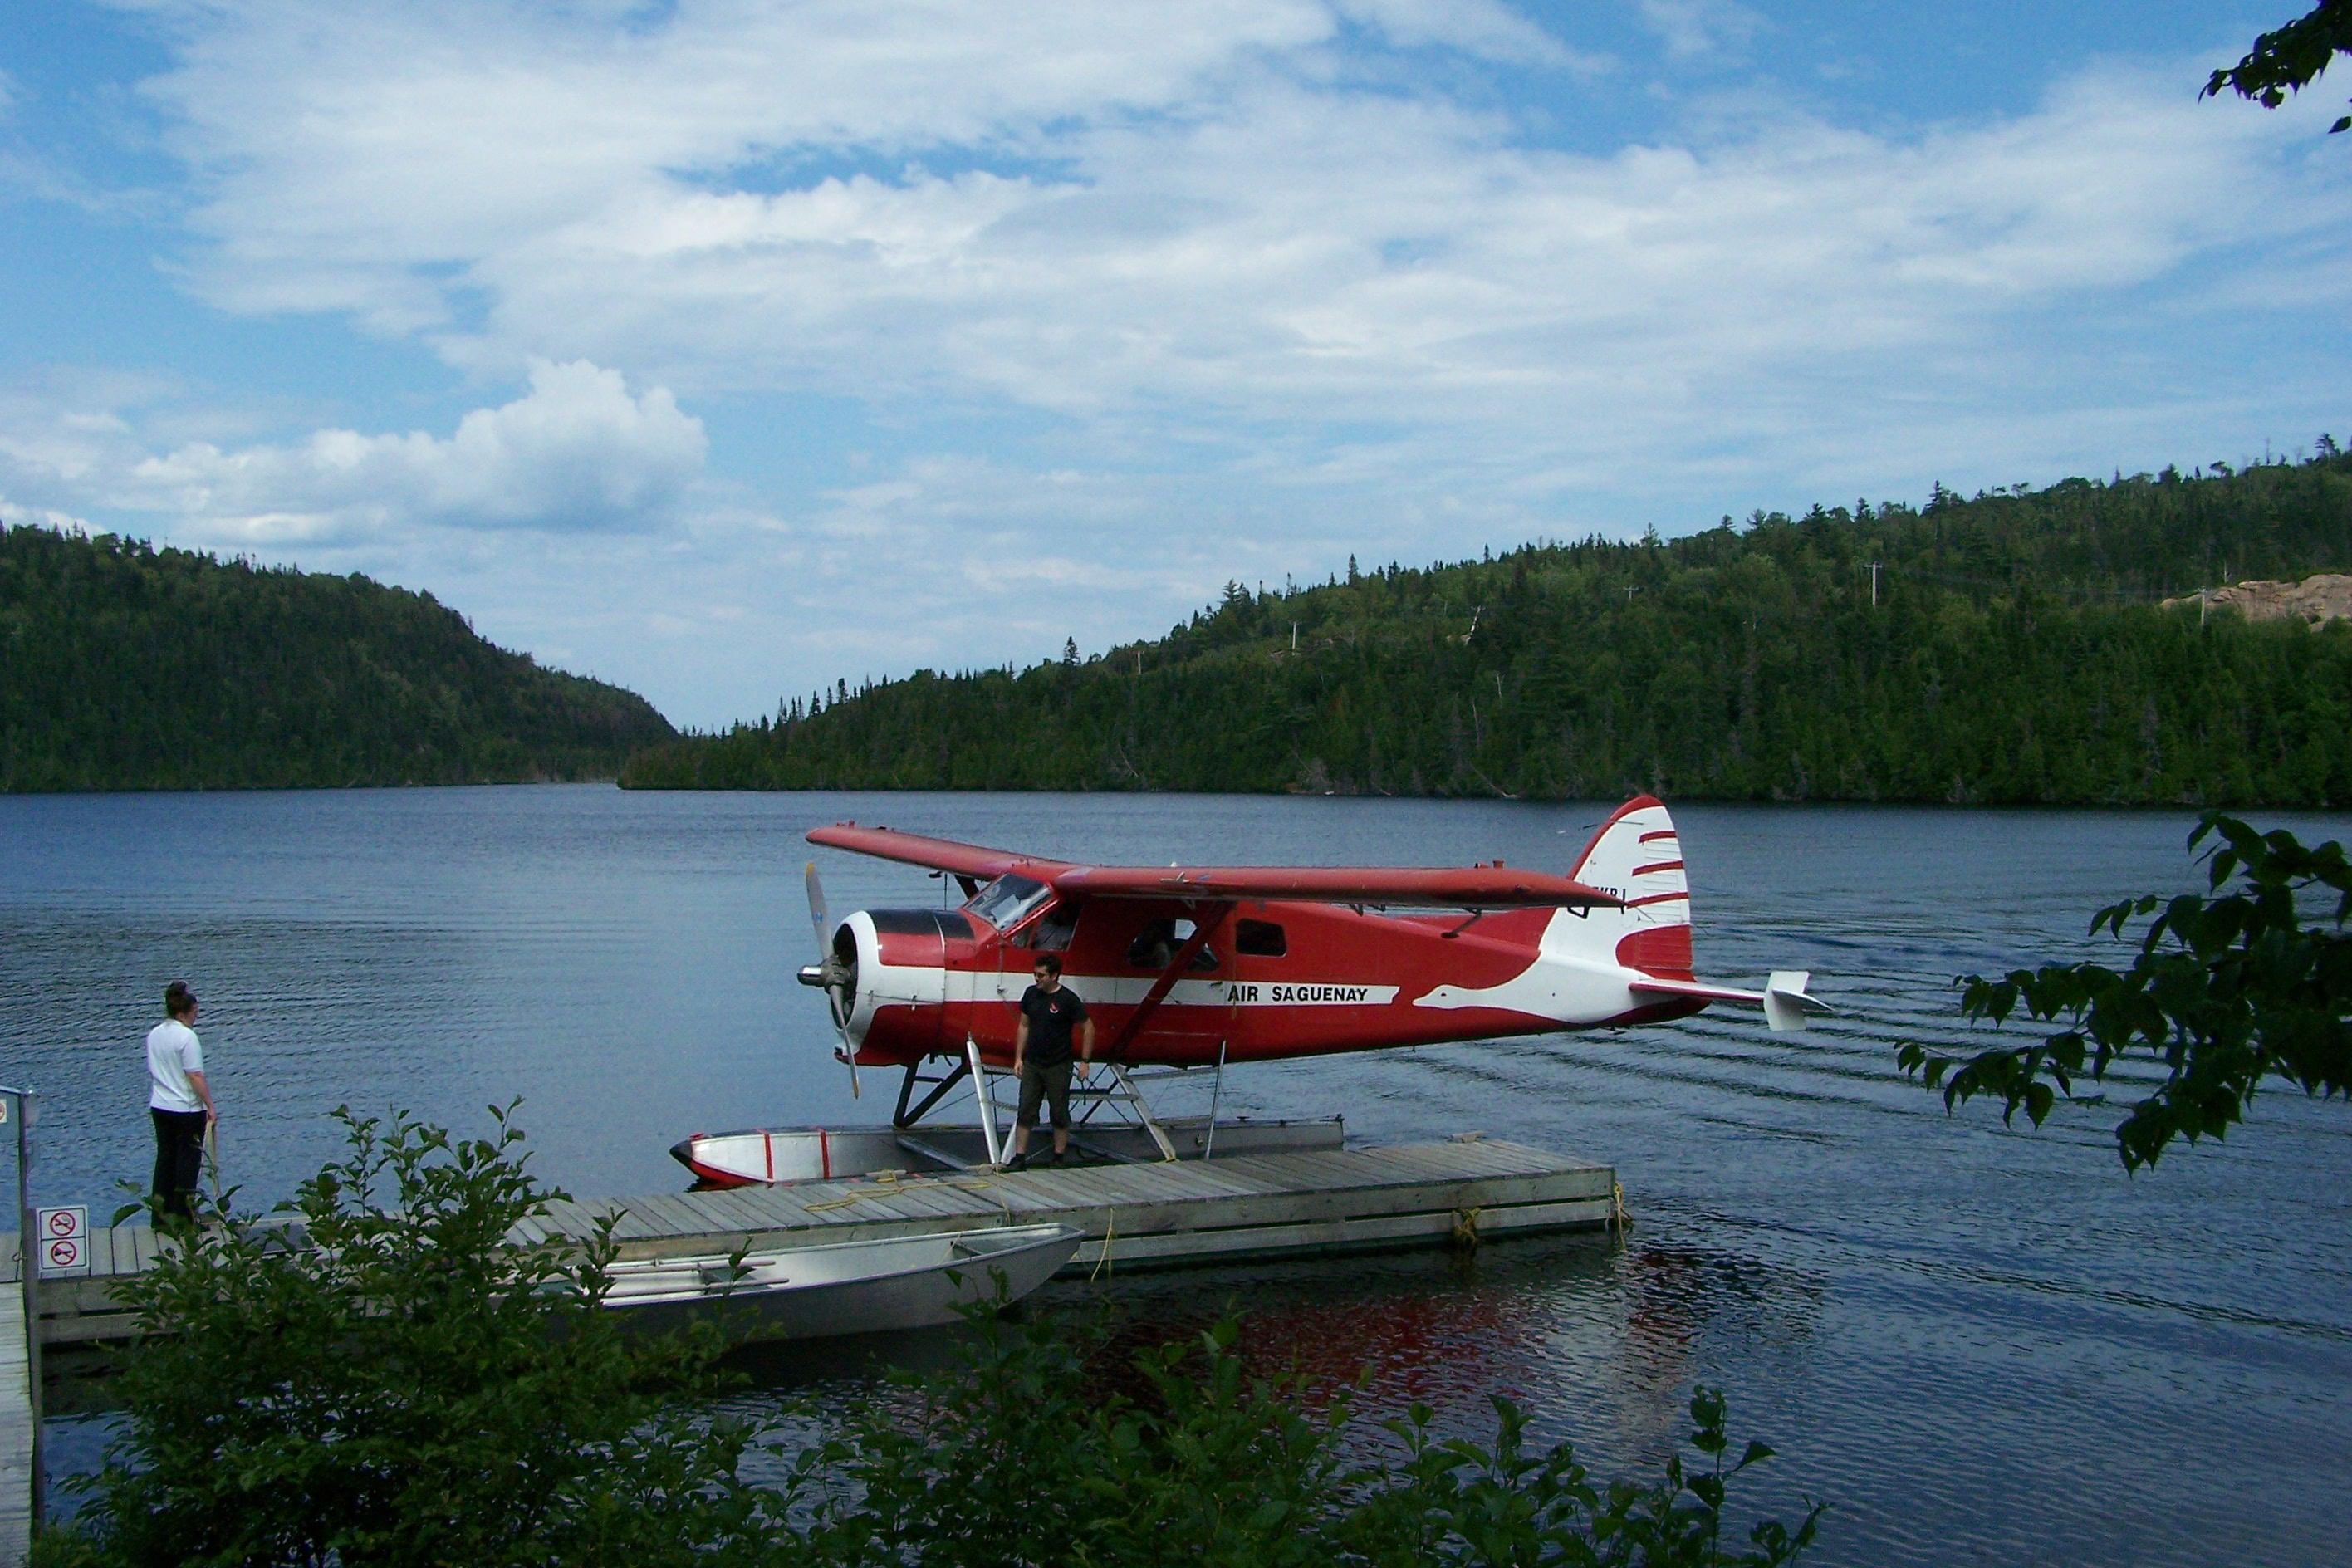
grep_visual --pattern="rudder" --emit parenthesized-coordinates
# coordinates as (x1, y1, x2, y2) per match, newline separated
(1564, 796, 1693, 979)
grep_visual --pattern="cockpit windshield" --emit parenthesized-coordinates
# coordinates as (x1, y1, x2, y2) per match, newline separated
(964, 873, 1055, 931)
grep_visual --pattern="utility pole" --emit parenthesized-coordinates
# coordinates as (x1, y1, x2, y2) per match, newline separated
(1866, 561, 1882, 607)
(1291, 622, 1298, 652)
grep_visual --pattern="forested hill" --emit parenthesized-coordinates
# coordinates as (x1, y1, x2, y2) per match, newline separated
(623, 448, 2352, 808)
(2, 525, 676, 791)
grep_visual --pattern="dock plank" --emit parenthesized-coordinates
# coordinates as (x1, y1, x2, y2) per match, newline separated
(876, 1183, 974, 1220)
(686, 1187, 793, 1234)
(615, 1195, 698, 1238)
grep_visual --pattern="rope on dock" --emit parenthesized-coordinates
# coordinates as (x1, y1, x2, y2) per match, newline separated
(1449, 1206, 1481, 1251)
(1089, 1209, 1117, 1281)
(1610, 1180, 1628, 1239)
(943, 1175, 1017, 1224)
(801, 1193, 869, 1214)
(802, 1169, 909, 1213)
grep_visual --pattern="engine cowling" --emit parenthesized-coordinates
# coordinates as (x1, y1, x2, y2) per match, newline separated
(816, 908, 980, 1062)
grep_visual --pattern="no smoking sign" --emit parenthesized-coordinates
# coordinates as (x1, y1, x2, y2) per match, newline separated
(37, 1205, 89, 1278)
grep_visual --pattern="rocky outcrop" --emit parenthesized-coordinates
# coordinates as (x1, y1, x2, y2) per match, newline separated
(2162, 573, 2352, 627)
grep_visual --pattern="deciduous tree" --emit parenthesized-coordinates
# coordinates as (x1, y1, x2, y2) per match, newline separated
(1901, 816, 2352, 1169)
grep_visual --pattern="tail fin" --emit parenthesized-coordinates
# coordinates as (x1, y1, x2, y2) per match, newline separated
(1561, 796, 1693, 979)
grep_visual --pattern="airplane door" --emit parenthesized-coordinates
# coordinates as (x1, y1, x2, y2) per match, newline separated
(1080, 904, 1231, 1066)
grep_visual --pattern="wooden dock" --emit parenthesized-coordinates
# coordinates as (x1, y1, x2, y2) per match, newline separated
(537, 1135, 1615, 1272)
(0, 1238, 31, 1566)
(21, 1138, 1616, 1351)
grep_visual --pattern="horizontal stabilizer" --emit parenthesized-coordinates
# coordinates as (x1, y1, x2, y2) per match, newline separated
(1763, 970, 1825, 1033)
(1629, 969, 1828, 1033)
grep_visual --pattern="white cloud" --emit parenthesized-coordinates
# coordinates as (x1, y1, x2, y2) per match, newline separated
(112, 2, 2342, 454)
(140, 0, 1338, 329)
(4, 360, 703, 543)
(1330, 0, 1590, 67)
(1636, 0, 1764, 62)
(0, 501, 99, 535)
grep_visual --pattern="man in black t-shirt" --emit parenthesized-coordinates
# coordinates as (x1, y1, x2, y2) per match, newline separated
(1006, 955, 1093, 1170)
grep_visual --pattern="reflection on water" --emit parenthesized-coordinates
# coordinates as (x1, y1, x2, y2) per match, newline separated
(7, 786, 2352, 1565)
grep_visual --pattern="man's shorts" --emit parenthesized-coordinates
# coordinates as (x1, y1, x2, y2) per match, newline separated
(1016, 1059, 1074, 1129)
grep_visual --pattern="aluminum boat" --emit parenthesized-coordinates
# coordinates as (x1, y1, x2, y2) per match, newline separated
(597, 1223, 1082, 1340)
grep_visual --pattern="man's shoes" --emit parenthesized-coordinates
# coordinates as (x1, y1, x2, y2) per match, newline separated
(1002, 1152, 1030, 1172)
(1045, 1149, 1066, 1168)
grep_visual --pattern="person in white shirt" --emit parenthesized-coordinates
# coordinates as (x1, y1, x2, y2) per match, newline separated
(146, 981, 215, 1225)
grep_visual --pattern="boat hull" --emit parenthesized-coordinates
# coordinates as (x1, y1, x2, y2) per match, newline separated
(598, 1223, 1082, 1341)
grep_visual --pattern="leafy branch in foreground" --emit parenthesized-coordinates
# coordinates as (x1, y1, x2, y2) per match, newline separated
(2205, 1, 2352, 136)
(1900, 816, 2352, 1169)
(50, 1103, 782, 1568)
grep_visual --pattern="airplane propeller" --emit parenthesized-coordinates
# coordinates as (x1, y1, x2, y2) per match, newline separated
(800, 860, 859, 1099)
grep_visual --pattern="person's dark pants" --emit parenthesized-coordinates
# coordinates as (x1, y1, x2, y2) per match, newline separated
(1016, 1060, 1073, 1133)
(151, 1108, 207, 1223)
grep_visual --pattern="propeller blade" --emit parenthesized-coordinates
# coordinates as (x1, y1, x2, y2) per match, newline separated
(804, 861, 830, 958)
(806, 860, 859, 1087)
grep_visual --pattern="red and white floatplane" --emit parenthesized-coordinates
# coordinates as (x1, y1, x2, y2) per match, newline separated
(673, 796, 1824, 1186)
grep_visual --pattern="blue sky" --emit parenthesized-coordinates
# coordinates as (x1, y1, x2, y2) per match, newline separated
(2, 1, 2345, 728)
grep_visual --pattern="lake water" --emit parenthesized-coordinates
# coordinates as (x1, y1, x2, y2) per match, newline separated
(5, 785, 2349, 1564)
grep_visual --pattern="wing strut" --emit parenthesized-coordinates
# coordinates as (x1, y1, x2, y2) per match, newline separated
(1105, 904, 1232, 1060)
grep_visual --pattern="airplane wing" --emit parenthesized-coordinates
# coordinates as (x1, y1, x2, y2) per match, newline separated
(810, 825, 1618, 908)
(1054, 864, 1622, 909)
(805, 824, 1071, 881)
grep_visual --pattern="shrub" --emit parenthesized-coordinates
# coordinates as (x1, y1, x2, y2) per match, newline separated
(52, 1105, 783, 1568)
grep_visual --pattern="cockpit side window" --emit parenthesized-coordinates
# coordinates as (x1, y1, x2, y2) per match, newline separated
(965, 874, 1053, 931)
(1014, 899, 1081, 952)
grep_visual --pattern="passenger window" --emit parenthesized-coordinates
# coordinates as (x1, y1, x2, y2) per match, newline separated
(1235, 919, 1286, 958)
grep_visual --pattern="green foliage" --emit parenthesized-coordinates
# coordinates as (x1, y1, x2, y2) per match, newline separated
(1900, 817, 2352, 1169)
(806, 1314, 1349, 1568)
(625, 449, 2352, 807)
(42, 1111, 1822, 1566)
(55, 1105, 782, 1568)
(0, 524, 674, 791)
(2205, 2, 2352, 136)
(803, 1312, 1820, 1567)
